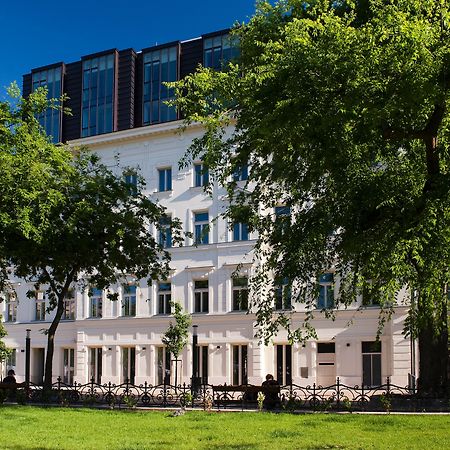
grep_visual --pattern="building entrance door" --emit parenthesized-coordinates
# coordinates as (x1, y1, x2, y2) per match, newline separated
(32, 348, 45, 385)
(316, 342, 336, 387)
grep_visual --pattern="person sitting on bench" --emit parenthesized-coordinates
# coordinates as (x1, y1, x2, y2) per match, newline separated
(262, 374, 279, 410)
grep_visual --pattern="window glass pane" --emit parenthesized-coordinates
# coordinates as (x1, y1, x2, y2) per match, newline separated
(82, 54, 115, 137)
(362, 354, 372, 387)
(285, 345, 292, 385)
(276, 345, 283, 383)
(195, 212, 208, 222)
(372, 354, 382, 385)
(232, 346, 239, 385)
(362, 341, 382, 353)
(317, 343, 335, 353)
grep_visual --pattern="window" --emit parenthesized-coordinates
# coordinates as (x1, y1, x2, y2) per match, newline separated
(233, 222, 249, 241)
(362, 341, 382, 387)
(194, 280, 209, 313)
(362, 283, 381, 307)
(89, 347, 102, 384)
(122, 347, 136, 384)
(63, 290, 75, 320)
(204, 34, 239, 70)
(32, 66, 62, 143)
(275, 206, 291, 217)
(317, 273, 334, 309)
(63, 348, 75, 384)
(143, 46, 178, 125)
(194, 212, 209, 245)
(275, 278, 291, 310)
(194, 163, 209, 187)
(35, 291, 45, 321)
(5, 293, 17, 322)
(124, 172, 138, 196)
(158, 282, 171, 315)
(157, 347, 171, 385)
(232, 345, 248, 385)
(276, 344, 292, 385)
(233, 164, 248, 182)
(232, 277, 248, 311)
(122, 285, 136, 317)
(274, 205, 291, 235)
(158, 167, 172, 192)
(158, 215, 172, 249)
(318, 343, 335, 353)
(89, 288, 103, 318)
(81, 53, 115, 137)
(5, 349, 16, 373)
(196, 345, 209, 384)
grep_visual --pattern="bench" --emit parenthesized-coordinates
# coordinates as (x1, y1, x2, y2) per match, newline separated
(212, 384, 281, 409)
(0, 382, 26, 402)
(0, 382, 26, 389)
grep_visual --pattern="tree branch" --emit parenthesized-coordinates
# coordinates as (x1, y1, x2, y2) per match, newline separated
(382, 127, 425, 141)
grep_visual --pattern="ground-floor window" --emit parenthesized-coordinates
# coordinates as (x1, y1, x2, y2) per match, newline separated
(122, 347, 136, 384)
(89, 348, 102, 384)
(157, 347, 171, 385)
(276, 344, 292, 385)
(3, 349, 16, 378)
(63, 348, 75, 384)
(232, 345, 248, 385)
(196, 345, 209, 384)
(362, 341, 382, 387)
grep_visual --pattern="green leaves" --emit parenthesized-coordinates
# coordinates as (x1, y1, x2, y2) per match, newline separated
(161, 302, 192, 359)
(172, 0, 450, 350)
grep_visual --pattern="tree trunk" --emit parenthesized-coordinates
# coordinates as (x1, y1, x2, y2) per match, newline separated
(43, 296, 65, 393)
(417, 305, 448, 396)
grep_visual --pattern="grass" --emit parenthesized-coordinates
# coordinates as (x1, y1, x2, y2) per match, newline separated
(0, 406, 449, 449)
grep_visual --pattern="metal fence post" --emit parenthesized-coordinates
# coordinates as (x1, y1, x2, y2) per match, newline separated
(336, 377, 340, 410)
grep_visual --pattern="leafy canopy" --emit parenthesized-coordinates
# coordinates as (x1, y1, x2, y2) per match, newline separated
(162, 302, 192, 359)
(0, 85, 183, 388)
(172, 0, 450, 344)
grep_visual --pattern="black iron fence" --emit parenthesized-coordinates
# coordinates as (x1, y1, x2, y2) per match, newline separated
(4, 377, 448, 411)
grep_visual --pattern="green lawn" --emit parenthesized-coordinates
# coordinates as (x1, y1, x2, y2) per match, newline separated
(0, 406, 449, 449)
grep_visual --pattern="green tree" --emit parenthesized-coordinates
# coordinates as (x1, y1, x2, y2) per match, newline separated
(173, 0, 450, 394)
(162, 301, 192, 385)
(0, 87, 182, 391)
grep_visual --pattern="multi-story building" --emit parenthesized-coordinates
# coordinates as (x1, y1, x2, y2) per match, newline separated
(1, 29, 413, 388)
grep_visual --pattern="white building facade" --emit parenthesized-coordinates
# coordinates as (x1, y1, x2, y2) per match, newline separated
(1, 31, 413, 389)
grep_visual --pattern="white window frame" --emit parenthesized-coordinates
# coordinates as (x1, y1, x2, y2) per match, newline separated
(156, 346, 171, 385)
(317, 273, 334, 309)
(275, 344, 292, 385)
(158, 167, 172, 192)
(193, 211, 209, 245)
(194, 280, 209, 313)
(362, 341, 382, 387)
(232, 277, 248, 311)
(5, 293, 17, 322)
(89, 288, 103, 318)
(63, 348, 75, 384)
(35, 291, 46, 321)
(62, 290, 75, 320)
(194, 163, 209, 187)
(232, 344, 248, 385)
(88, 347, 102, 384)
(122, 285, 136, 317)
(122, 347, 136, 384)
(157, 282, 171, 315)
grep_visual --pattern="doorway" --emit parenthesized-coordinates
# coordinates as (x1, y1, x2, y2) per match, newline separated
(32, 348, 45, 385)
(316, 342, 336, 387)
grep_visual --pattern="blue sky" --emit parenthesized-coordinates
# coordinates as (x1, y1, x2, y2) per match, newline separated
(0, 0, 256, 97)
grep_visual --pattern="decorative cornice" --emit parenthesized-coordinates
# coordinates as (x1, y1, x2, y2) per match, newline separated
(68, 121, 203, 148)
